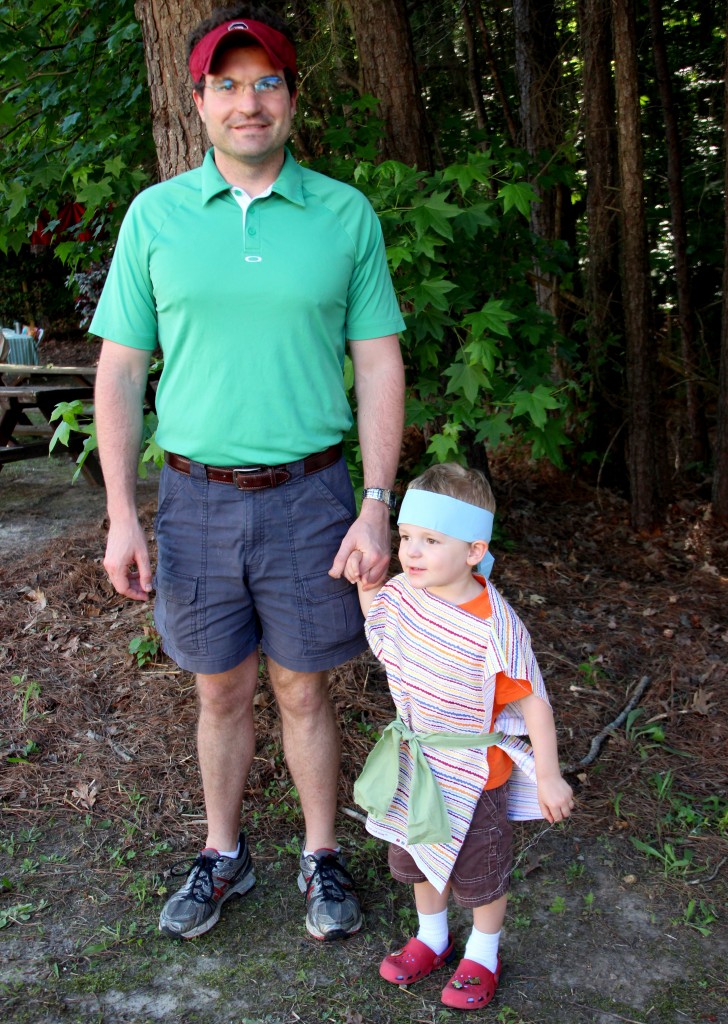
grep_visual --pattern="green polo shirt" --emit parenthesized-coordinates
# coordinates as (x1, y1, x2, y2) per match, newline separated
(90, 149, 405, 465)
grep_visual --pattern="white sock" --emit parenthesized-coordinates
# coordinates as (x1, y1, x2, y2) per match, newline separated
(217, 843, 240, 860)
(416, 909, 450, 955)
(463, 926, 501, 973)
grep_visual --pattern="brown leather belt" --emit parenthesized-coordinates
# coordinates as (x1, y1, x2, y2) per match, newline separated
(164, 443, 342, 491)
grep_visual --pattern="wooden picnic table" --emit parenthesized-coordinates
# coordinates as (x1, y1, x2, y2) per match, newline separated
(0, 363, 159, 486)
(0, 364, 103, 484)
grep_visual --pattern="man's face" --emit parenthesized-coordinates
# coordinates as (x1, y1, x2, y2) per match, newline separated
(193, 45, 296, 179)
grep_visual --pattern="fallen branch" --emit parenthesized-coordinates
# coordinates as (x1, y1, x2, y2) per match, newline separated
(562, 675, 652, 774)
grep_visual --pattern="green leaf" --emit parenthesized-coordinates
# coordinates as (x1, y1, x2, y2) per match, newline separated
(413, 276, 456, 314)
(410, 192, 459, 241)
(511, 384, 561, 428)
(5, 181, 27, 220)
(463, 299, 518, 338)
(498, 182, 540, 217)
(427, 431, 461, 461)
(443, 361, 490, 404)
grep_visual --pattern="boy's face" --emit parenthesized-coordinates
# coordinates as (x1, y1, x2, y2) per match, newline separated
(398, 523, 482, 601)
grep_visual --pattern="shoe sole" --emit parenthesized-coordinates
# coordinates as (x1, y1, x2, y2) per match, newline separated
(305, 916, 362, 942)
(159, 869, 256, 940)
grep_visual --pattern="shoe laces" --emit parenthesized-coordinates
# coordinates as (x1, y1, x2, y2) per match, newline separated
(306, 854, 353, 903)
(169, 852, 217, 904)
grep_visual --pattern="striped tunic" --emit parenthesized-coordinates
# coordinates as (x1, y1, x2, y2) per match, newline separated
(362, 574, 549, 891)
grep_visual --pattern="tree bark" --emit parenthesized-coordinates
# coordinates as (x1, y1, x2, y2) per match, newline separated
(648, 0, 708, 466)
(578, 0, 624, 466)
(134, 0, 211, 181)
(612, 0, 667, 529)
(471, 1, 518, 145)
(346, 0, 433, 170)
(511, 0, 572, 323)
(460, 1, 488, 136)
(712, 7, 728, 523)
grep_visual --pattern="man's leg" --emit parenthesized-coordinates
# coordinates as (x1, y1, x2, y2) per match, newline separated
(158, 652, 259, 939)
(267, 660, 339, 850)
(268, 658, 361, 940)
(197, 650, 259, 851)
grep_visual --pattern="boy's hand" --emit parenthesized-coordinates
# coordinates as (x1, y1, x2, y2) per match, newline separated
(536, 774, 575, 823)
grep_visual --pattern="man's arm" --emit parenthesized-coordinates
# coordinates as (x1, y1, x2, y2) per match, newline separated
(95, 339, 153, 601)
(518, 693, 575, 823)
(329, 333, 404, 588)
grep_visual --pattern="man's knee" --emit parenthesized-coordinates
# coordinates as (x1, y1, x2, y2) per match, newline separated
(269, 663, 330, 717)
(196, 654, 259, 715)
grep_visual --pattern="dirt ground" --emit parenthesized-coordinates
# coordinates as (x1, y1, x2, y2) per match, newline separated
(1, 430, 727, 1023)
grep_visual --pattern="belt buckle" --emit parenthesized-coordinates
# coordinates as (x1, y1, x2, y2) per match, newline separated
(232, 466, 264, 489)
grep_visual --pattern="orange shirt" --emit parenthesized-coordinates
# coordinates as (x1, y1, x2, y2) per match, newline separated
(460, 584, 532, 789)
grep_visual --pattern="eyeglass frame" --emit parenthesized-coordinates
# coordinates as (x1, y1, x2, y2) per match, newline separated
(203, 74, 288, 99)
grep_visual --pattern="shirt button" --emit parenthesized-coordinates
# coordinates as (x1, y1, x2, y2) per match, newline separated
(248, 227, 257, 236)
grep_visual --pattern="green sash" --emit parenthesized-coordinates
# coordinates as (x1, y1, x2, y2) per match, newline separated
(353, 717, 502, 845)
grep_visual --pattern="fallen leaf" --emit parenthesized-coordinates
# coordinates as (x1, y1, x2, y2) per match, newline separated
(71, 780, 98, 810)
(23, 589, 47, 611)
(691, 687, 715, 716)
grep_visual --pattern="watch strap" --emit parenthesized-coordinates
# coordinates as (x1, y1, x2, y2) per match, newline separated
(362, 487, 397, 510)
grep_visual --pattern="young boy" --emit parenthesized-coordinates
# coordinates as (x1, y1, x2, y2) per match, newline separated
(344, 463, 574, 1010)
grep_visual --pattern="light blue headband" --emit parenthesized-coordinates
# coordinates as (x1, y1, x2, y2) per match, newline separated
(398, 489, 495, 579)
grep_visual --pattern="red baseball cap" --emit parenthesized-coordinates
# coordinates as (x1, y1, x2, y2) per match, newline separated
(189, 19, 297, 81)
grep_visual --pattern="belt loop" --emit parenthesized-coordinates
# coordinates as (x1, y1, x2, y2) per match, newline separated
(189, 459, 207, 481)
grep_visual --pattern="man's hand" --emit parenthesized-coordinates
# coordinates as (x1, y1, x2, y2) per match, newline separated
(329, 505, 391, 588)
(103, 519, 153, 601)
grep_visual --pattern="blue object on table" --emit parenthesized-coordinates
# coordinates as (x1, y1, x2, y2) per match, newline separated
(1, 330, 39, 365)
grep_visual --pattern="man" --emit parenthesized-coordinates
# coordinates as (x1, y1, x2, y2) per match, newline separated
(91, 3, 405, 944)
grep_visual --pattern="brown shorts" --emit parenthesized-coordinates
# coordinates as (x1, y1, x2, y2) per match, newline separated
(388, 784, 513, 908)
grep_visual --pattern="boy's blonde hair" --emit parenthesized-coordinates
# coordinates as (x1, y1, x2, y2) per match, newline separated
(408, 462, 496, 514)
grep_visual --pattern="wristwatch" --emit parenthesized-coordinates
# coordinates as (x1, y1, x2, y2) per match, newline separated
(362, 487, 397, 510)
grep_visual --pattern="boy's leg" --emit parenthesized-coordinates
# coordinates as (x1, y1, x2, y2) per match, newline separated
(380, 864, 455, 986)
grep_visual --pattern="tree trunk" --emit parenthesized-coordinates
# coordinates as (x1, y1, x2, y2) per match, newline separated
(134, 0, 211, 181)
(512, 0, 572, 323)
(346, 0, 433, 170)
(648, 0, 708, 466)
(712, 7, 728, 523)
(578, 0, 624, 473)
(612, 0, 667, 529)
(471, 1, 518, 145)
(460, 2, 488, 136)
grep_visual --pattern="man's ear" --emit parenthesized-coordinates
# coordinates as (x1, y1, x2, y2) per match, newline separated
(467, 540, 489, 566)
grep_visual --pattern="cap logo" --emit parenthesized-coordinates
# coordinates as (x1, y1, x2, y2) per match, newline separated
(228, 22, 248, 31)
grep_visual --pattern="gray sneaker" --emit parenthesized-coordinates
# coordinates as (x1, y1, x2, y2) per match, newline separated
(159, 833, 255, 939)
(297, 848, 362, 941)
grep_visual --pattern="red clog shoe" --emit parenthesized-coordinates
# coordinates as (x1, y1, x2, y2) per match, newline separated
(441, 956, 502, 1009)
(380, 934, 456, 986)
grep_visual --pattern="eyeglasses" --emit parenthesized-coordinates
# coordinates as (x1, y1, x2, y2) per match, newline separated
(208, 75, 285, 97)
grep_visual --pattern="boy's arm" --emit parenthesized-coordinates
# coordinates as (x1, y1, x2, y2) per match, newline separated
(356, 578, 385, 616)
(517, 693, 575, 823)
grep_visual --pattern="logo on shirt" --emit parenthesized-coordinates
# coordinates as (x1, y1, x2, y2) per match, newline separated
(244, 255, 263, 263)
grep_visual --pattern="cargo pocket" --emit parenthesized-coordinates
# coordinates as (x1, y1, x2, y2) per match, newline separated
(153, 567, 204, 654)
(301, 570, 362, 653)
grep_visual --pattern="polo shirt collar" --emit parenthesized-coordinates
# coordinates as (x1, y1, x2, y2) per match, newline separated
(200, 147, 305, 207)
